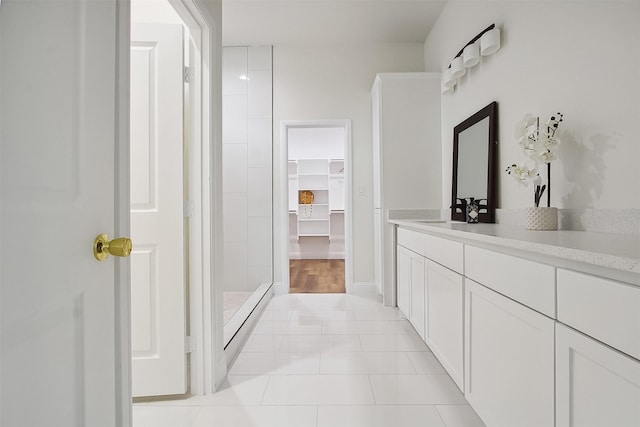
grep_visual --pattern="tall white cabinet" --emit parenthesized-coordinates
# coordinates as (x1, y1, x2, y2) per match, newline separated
(371, 73, 442, 305)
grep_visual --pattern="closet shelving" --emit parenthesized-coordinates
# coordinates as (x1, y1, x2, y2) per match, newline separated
(296, 159, 329, 238)
(289, 158, 344, 239)
(329, 159, 345, 212)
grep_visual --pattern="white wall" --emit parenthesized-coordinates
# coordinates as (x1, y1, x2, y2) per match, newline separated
(273, 43, 425, 285)
(424, 1, 640, 212)
(222, 46, 273, 291)
(131, 0, 184, 24)
(288, 127, 345, 160)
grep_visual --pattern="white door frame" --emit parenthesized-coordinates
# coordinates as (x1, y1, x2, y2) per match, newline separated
(164, 0, 226, 395)
(279, 120, 353, 294)
(116, 1, 222, 421)
(167, 0, 225, 396)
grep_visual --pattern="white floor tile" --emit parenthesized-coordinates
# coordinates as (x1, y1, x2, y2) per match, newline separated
(317, 405, 446, 427)
(359, 333, 430, 351)
(266, 295, 301, 310)
(258, 310, 293, 321)
(131, 293, 483, 426)
(370, 374, 467, 405)
(295, 293, 348, 308)
(405, 351, 447, 374)
(191, 406, 318, 427)
(229, 352, 320, 375)
(436, 405, 486, 427)
(353, 307, 404, 321)
(132, 405, 201, 427)
(241, 335, 285, 352)
(322, 320, 412, 335)
(252, 319, 323, 335)
(261, 375, 375, 405)
(279, 334, 362, 353)
(291, 309, 356, 322)
(159, 375, 270, 406)
(320, 352, 416, 374)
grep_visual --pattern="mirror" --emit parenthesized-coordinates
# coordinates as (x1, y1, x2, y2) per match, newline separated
(451, 101, 498, 223)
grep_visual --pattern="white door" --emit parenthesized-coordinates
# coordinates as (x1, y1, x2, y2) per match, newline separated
(130, 23, 187, 397)
(1, 1, 126, 426)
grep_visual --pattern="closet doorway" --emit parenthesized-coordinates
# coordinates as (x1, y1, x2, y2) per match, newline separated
(283, 122, 352, 293)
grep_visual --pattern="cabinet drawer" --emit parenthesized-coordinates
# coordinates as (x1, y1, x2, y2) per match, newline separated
(465, 245, 556, 318)
(423, 233, 463, 274)
(397, 227, 426, 255)
(557, 269, 640, 360)
(397, 228, 463, 273)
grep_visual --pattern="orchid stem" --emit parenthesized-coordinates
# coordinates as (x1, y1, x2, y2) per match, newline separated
(547, 162, 551, 207)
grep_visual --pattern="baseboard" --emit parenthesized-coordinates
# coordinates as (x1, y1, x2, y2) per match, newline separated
(349, 282, 381, 299)
(272, 281, 286, 295)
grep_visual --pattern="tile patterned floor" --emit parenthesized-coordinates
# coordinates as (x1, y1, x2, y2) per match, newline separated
(134, 293, 485, 427)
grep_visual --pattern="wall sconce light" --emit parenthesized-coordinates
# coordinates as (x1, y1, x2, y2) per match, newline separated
(450, 56, 466, 79)
(462, 43, 480, 67)
(443, 23, 501, 95)
(441, 84, 455, 95)
(442, 68, 456, 88)
(480, 27, 501, 55)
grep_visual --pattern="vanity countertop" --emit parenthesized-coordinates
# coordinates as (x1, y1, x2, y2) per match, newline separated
(390, 219, 640, 285)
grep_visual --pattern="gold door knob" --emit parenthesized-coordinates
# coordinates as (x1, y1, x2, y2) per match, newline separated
(94, 234, 132, 261)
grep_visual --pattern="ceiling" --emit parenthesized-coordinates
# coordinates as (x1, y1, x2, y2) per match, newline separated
(222, 0, 447, 46)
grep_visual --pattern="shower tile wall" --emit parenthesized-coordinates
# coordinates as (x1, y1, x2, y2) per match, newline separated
(223, 46, 273, 291)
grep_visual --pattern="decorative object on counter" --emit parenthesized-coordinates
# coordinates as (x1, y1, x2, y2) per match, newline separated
(442, 24, 501, 94)
(506, 112, 564, 230)
(299, 190, 314, 204)
(451, 102, 498, 223)
(466, 197, 480, 223)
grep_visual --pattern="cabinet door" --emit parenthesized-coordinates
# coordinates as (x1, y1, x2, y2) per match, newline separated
(556, 323, 640, 427)
(465, 279, 555, 427)
(426, 260, 464, 390)
(410, 254, 425, 339)
(396, 246, 411, 319)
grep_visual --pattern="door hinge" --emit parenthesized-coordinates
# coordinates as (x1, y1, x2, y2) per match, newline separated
(185, 336, 196, 353)
(184, 200, 195, 218)
(184, 66, 190, 83)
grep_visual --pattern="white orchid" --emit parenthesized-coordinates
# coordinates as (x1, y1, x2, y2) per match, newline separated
(505, 163, 540, 186)
(507, 112, 564, 207)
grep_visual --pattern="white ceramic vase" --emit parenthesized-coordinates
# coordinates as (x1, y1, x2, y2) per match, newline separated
(525, 207, 558, 231)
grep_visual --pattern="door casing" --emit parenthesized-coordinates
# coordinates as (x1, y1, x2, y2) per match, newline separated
(116, 0, 224, 419)
(279, 120, 354, 295)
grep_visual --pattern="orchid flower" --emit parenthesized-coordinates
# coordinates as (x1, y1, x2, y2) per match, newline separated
(507, 112, 563, 207)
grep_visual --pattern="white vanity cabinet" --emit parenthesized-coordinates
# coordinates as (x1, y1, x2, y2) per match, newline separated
(464, 246, 556, 426)
(396, 228, 464, 387)
(556, 268, 640, 427)
(556, 323, 640, 427)
(395, 245, 412, 320)
(394, 222, 640, 427)
(425, 259, 464, 389)
(395, 244, 425, 339)
(465, 278, 555, 427)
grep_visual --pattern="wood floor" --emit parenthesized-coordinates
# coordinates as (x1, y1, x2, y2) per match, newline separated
(289, 259, 345, 293)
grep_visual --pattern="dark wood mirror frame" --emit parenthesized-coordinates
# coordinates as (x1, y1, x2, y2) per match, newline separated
(451, 101, 498, 223)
